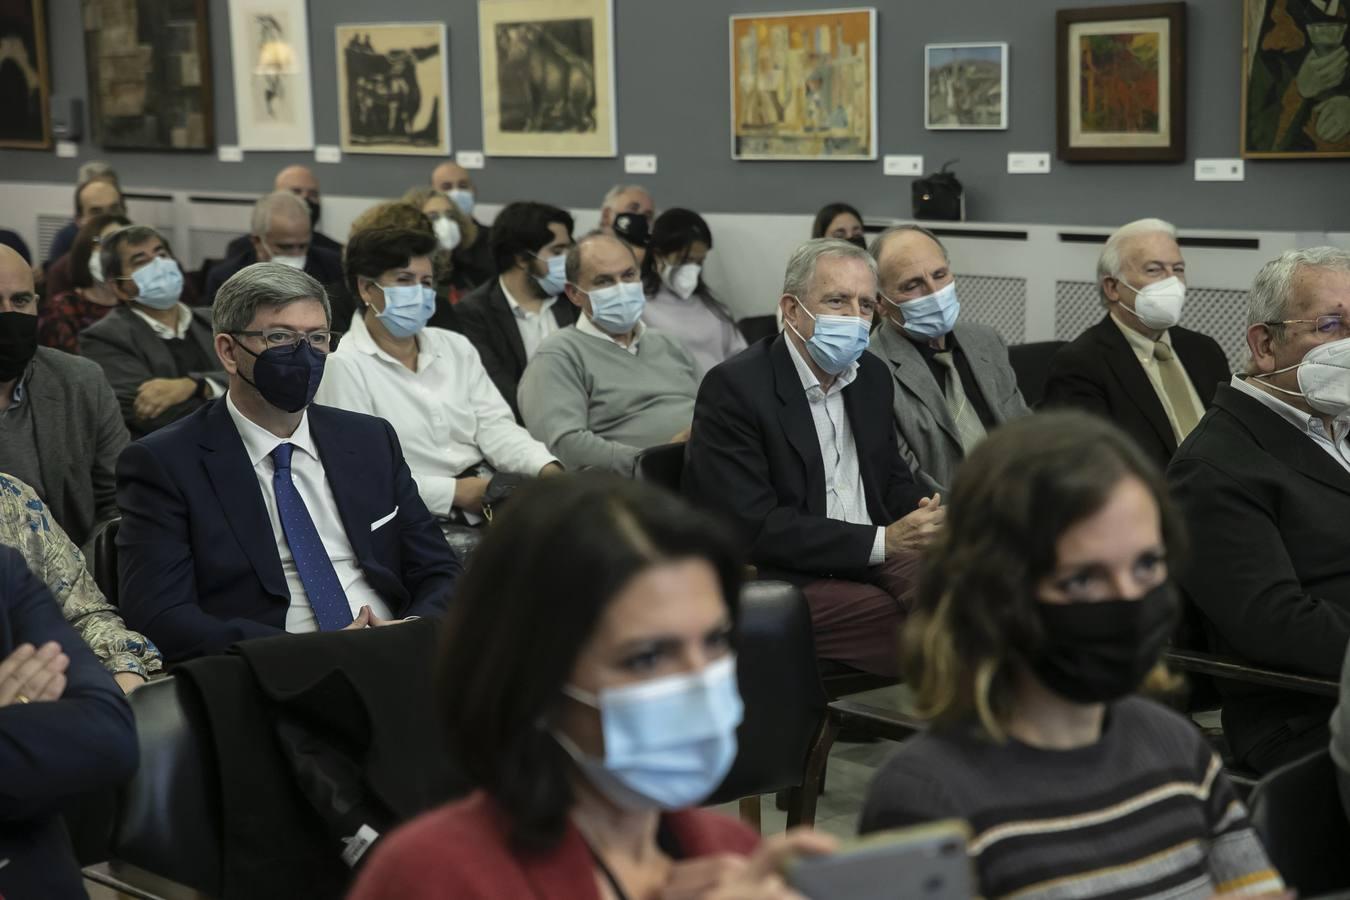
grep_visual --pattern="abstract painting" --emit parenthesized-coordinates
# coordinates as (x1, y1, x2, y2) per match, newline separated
(0, 0, 51, 149)
(81, 0, 214, 151)
(925, 43, 1009, 130)
(228, 0, 314, 150)
(1056, 3, 1185, 162)
(730, 8, 877, 160)
(336, 22, 450, 156)
(1243, 0, 1350, 159)
(478, 0, 616, 157)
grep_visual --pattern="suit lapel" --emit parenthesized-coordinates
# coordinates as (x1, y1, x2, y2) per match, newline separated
(123, 309, 178, 375)
(875, 325, 961, 445)
(306, 408, 374, 563)
(199, 401, 289, 600)
(770, 337, 827, 514)
(1094, 316, 1177, 452)
(490, 283, 529, 372)
(954, 324, 1008, 424)
(28, 356, 67, 499)
(1216, 385, 1350, 498)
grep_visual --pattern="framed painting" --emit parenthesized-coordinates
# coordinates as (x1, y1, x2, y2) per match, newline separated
(0, 0, 52, 149)
(336, 22, 450, 157)
(1243, 0, 1350, 159)
(1056, 3, 1186, 162)
(925, 42, 1009, 130)
(228, 0, 314, 151)
(478, 0, 616, 157)
(730, 8, 877, 160)
(81, 0, 215, 151)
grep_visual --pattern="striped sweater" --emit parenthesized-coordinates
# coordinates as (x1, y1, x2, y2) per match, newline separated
(859, 697, 1283, 899)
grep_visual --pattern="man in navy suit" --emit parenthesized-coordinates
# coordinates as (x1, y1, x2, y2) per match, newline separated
(116, 262, 460, 663)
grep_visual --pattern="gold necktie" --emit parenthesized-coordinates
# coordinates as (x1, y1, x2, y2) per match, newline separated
(932, 350, 987, 455)
(1152, 341, 1201, 440)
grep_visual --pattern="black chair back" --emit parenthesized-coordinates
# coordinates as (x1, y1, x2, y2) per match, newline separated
(1007, 340, 1066, 408)
(708, 581, 828, 804)
(636, 442, 686, 494)
(736, 315, 779, 345)
(90, 517, 120, 606)
(1249, 748, 1350, 896)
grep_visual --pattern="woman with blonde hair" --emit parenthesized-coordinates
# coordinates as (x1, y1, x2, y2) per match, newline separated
(860, 411, 1286, 900)
(401, 187, 478, 303)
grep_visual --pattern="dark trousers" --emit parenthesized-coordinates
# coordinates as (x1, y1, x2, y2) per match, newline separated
(1242, 717, 1332, 775)
(801, 550, 921, 678)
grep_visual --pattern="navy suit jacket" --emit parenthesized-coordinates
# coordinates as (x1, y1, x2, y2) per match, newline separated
(116, 398, 460, 663)
(0, 546, 137, 899)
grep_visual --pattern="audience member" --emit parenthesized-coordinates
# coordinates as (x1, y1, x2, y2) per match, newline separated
(458, 201, 579, 421)
(205, 191, 343, 305)
(611, 210, 651, 264)
(315, 227, 559, 531)
(598, 182, 656, 233)
(859, 412, 1285, 899)
(329, 200, 441, 334)
(42, 161, 119, 269)
(0, 229, 30, 266)
(0, 245, 127, 547)
(683, 238, 941, 676)
(226, 165, 341, 257)
(36, 212, 128, 354)
(520, 234, 698, 474)
(868, 224, 1029, 491)
(812, 201, 866, 248)
(1044, 218, 1230, 470)
(431, 160, 493, 286)
(1170, 247, 1350, 774)
(0, 545, 138, 900)
(349, 473, 834, 900)
(402, 187, 479, 304)
(640, 208, 747, 378)
(82, 225, 226, 437)
(115, 263, 459, 663)
(42, 174, 127, 299)
(0, 472, 160, 691)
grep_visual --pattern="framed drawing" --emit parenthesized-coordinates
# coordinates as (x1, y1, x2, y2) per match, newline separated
(730, 8, 877, 160)
(81, 0, 215, 151)
(1056, 3, 1185, 162)
(0, 0, 52, 149)
(336, 22, 450, 157)
(925, 42, 1009, 130)
(478, 0, 615, 158)
(1243, 0, 1350, 159)
(228, 0, 314, 151)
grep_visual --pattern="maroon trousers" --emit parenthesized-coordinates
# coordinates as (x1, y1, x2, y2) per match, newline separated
(800, 550, 922, 678)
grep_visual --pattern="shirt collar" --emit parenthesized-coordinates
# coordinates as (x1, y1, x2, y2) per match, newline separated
(1109, 311, 1172, 363)
(1230, 373, 1350, 438)
(499, 277, 557, 320)
(343, 311, 439, 367)
(7, 358, 34, 407)
(576, 312, 646, 352)
(131, 303, 193, 340)
(225, 390, 317, 468)
(784, 332, 858, 398)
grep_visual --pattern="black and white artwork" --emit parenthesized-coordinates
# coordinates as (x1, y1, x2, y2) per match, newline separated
(0, 0, 51, 149)
(229, 0, 314, 150)
(337, 22, 450, 156)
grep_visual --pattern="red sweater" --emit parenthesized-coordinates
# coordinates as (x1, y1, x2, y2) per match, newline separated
(347, 791, 760, 900)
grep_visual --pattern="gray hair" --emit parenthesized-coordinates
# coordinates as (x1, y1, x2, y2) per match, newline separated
(565, 232, 635, 285)
(601, 183, 651, 211)
(1247, 247, 1350, 334)
(1097, 217, 1177, 303)
(868, 223, 950, 265)
(250, 190, 310, 237)
(213, 262, 330, 335)
(100, 224, 167, 282)
(77, 160, 118, 186)
(782, 237, 878, 299)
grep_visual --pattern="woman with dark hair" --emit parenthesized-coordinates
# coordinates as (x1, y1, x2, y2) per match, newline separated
(640, 208, 746, 378)
(860, 412, 1285, 899)
(37, 213, 129, 354)
(349, 474, 833, 899)
(811, 203, 865, 247)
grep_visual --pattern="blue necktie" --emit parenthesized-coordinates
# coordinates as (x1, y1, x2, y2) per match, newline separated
(270, 443, 353, 631)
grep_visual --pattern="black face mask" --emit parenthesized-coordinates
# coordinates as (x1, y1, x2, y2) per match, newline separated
(306, 198, 322, 229)
(613, 212, 650, 248)
(1030, 583, 1178, 704)
(0, 312, 38, 383)
(847, 234, 868, 249)
(233, 338, 326, 413)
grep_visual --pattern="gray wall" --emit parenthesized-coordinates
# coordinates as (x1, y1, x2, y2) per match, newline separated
(4, 0, 1348, 229)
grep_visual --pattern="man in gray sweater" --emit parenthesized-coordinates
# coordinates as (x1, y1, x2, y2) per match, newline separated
(518, 234, 699, 475)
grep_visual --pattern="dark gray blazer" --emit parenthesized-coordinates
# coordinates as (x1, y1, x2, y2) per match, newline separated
(81, 306, 224, 437)
(868, 321, 1029, 492)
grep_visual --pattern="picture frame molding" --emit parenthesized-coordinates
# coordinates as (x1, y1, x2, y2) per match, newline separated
(334, 20, 451, 157)
(0, 0, 53, 150)
(227, 0, 315, 151)
(923, 40, 1010, 131)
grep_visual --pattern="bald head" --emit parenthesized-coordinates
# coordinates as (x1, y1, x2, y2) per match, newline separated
(0, 245, 37, 315)
(872, 225, 954, 305)
(565, 233, 637, 286)
(274, 165, 320, 203)
(432, 161, 474, 193)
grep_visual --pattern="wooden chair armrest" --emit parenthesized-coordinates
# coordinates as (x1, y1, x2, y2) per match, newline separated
(1165, 649, 1339, 697)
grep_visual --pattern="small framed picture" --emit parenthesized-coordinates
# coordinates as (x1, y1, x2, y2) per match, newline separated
(925, 42, 1009, 130)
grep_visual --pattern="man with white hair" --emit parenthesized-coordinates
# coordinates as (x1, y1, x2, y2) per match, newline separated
(1043, 218, 1229, 469)
(598, 183, 655, 232)
(1169, 246, 1350, 775)
(684, 238, 944, 677)
(205, 191, 343, 304)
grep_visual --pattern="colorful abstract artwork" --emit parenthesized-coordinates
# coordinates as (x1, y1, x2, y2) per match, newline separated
(925, 42, 1009, 130)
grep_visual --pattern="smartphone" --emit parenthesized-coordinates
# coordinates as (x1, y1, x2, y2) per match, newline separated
(782, 820, 974, 900)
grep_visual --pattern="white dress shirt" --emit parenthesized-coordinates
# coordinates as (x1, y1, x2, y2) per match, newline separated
(315, 314, 558, 518)
(1109, 313, 1205, 442)
(1231, 374, 1350, 473)
(784, 337, 887, 565)
(576, 313, 646, 355)
(131, 302, 224, 397)
(500, 277, 560, 359)
(224, 391, 391, 632)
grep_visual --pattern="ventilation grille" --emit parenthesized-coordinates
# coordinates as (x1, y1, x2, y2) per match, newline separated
(959, 275, 1026, 345)
(37, 214, 68, 262)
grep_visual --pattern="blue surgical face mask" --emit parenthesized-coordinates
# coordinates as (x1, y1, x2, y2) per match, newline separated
(888, 280, 960, 340)
(447, 188, 476, 218)
(372, 282, 436, 339)
(129, 256, 184, 310)
(533, 253, 567, 297)
(554, 655, 743, 811)
(583, 280, 646, 335)
(785, 297, 871, 375)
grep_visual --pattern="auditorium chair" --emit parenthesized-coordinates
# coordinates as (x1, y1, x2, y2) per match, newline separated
(736, 315, 779, 346)
(1007, 340, 1066, 408)
(635, 442, 686, 493)
(1249, 748, 1350, 896)
(89, 516, 121, 606)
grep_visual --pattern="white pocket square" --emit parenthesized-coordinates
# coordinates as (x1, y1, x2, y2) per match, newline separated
(370, 507, 399, 531)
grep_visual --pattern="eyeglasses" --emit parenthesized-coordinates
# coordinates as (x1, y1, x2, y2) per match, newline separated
(1265, 315, 1350, 337)
(231, 328, 336, 351)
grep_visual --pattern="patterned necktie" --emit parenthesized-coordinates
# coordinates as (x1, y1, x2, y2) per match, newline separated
(270, 443, 353, 631)
(932, 350, 987, 455)
(1152, 342, 1201, 440)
